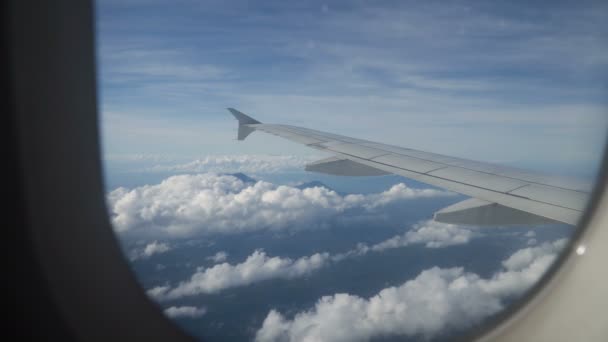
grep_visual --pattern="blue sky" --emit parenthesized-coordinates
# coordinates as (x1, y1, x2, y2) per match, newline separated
(96, 0, 607, 176)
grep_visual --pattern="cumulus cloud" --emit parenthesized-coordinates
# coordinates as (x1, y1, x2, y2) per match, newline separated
(501, 239, 566, 276)
(372, 220, 476, 250)
(333, 220, 476, 261)
(145, 155, 317, 174)
(524, 231, 537, 245)
(129, 241, 171, 260)
(207, 251, 228, 263)
(164, 306, 207, 319)
(104, 154, 185, 163)
(107, 173, 451, 238)
(147, 285, 170, 299)
(255, 239, 567, 342)
(148, 220, 481, 299)
(150, 250, 331, 299)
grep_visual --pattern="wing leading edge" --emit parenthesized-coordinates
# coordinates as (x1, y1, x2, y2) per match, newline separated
(228, 108, 589, 226)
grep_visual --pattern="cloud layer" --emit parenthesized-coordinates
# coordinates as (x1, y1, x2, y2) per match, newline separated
(145, 155, 317, 174)
(207, 251, 229, 263)
(148, 220, 477, 298)
(129, 241, 172, 261)
(256, 239, 566, 342)
(333, 220, 476, 261)
(164, 306, 207, 319)
(107, 173, 451, 238)
(149, 250, 330, 299)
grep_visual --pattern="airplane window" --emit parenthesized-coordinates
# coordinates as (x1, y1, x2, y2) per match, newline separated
(95, 1, 607, 341)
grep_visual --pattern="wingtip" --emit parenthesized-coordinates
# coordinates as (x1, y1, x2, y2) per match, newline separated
(226, 108, 238, 117)
(227, 108, 261, 125)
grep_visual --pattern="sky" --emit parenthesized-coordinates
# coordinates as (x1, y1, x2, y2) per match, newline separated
(96, 0, 607, 177)
(96, 1, 605, 341)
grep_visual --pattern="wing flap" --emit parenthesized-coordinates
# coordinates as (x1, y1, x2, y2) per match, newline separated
(434, 198, 560, 226)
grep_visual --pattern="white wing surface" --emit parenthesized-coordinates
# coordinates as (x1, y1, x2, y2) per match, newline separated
(228, 108, 590, 226)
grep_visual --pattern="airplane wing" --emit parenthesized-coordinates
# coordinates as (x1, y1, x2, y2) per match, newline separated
(228, 108, 590, 226)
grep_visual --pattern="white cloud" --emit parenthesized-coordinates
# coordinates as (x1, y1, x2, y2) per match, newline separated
(150, 250, 330, 300)
(148, 219, 477, 299)
(129, 241, 171, 260)
(107, 173, 452, 238)
(163, 306, 207, 319)
(146, 219, 482, 300)
(372, 220, 476, 250)
(145, 155, 317, 174)
(147, 285, 170, 299)
(255, 239, 567, 342)
(475, 239, 567, 300)
(357, 184, 452, 210)
(207, 251, 228, 263)
(333, 220, 476, 261)
(144, 241, 171, 256)
(104, 154, 187, 163)
(501, 239, 566, 274)
(525, 231, 537, 245)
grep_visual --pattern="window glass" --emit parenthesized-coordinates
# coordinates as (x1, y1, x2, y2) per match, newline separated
(96, 1, 607, 341)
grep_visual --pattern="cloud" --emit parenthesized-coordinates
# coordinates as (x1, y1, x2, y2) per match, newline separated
(104, 154, 186, 163)
(150, 250, 330, 299)
(501, 239, 566, 274)
(163, 306, 207, 319)
(372, 220, 476, 250)
(107, 173, 452, 238)
(144, 155, 318, 174)
(129, 241, 171, 260)
(255, 239, 566, 342)
(143, 241, 171, 255)
(147, 285, 170, 299)
(333, 220, 476, 261)
(149, 219, 479, 299)
(207, 251, 229, 263)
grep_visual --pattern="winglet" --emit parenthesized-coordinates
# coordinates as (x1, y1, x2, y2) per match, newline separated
(227, 108, 261, 140)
